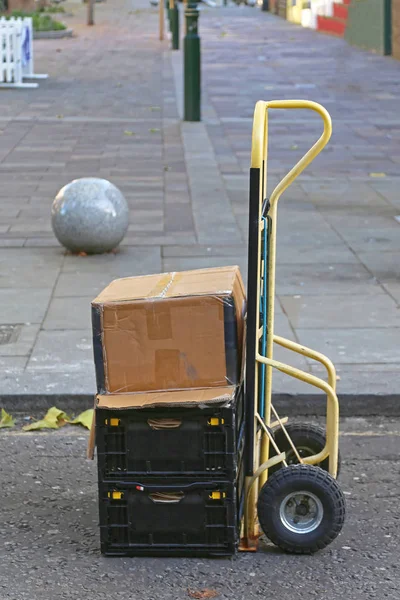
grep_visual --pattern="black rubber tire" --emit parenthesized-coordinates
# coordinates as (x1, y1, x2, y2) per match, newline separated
(257, 464, 346, 554)
(269, 423, 341, 478)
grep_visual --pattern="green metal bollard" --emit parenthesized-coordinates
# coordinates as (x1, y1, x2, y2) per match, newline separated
(171, 1, 179, 50)
(166, 0, 172, 31)
(184, 2, 201, 122)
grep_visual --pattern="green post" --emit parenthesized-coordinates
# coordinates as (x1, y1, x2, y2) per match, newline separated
(171, 2, 179, 50)
(166, 0, 172, 32)
(184, 2, 201, 122)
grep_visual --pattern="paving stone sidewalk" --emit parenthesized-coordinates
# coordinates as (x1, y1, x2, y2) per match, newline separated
(0, 0, 399, 403)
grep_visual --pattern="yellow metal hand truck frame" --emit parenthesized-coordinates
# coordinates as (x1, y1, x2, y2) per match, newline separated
(241, 100, 345, 554)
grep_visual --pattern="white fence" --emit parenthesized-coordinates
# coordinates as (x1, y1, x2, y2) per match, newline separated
(0, 17, 48, 89)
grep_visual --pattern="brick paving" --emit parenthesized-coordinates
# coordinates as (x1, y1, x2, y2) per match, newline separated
(0, 0, 399, 399)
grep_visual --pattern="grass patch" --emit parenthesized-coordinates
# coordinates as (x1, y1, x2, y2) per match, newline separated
(1, 9, 66, 31)
(38, 5, 66, 13)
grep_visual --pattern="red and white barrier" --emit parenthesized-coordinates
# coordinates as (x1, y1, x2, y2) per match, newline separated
(301, 0, 342, 29)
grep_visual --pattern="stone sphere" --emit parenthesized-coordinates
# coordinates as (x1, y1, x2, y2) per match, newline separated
(51, 178, 129, 254)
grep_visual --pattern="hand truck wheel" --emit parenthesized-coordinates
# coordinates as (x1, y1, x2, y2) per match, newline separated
(257, 464, 346, 554)
(268, 423, 342, 477)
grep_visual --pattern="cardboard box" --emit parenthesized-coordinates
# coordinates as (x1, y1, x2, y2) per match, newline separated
(87, 386, 238, 459)
(92, 266, 246, 395)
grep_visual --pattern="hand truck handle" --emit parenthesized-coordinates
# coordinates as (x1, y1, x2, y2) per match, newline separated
(251, 100, 332, 209)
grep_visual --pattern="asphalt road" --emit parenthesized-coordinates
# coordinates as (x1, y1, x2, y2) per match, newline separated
(0, 417, 399, 600)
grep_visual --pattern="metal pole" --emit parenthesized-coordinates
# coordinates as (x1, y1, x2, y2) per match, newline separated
(159, 0, 165, 41)
(184, 3, 200, 122)
(171, 0, 179, 50)
(184, 0, 188, 34)
(168, 0, 172, 31)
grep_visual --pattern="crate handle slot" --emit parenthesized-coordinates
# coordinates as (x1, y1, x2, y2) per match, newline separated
(147, 418, 182, 430)
(149, 492, 184, 504)
(112, 480, 218, 491)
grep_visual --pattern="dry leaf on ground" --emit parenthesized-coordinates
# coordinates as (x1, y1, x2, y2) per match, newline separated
(0, 408, 15, 429)
(22, 407, 69, 431)
(188, 589, 219, 599)
(70, 409, 94, 430)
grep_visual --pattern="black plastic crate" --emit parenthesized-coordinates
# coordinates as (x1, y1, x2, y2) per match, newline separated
(98, 467, 245, 557)
(96, 386, 245, 480)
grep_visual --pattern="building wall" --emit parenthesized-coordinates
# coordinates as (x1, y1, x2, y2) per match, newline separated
(393, 0, 400, 58)
(277, 0, 287, 18)
(345, 0, 392, 56)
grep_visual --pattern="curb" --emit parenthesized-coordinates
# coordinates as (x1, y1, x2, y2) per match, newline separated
(272, 393, 400, 417)
(1, 393, 399, 416)
(33, 28, 74, 40)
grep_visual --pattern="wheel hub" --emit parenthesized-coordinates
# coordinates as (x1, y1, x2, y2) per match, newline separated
(279, 490, 323, 534)
(296, 503, 308, 516)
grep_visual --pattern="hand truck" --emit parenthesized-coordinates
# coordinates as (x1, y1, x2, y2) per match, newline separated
(240, 100, 346, 554)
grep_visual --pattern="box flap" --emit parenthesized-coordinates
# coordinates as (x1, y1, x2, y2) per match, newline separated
(92, 266, 242, 305)
(96, 386, 237, 409)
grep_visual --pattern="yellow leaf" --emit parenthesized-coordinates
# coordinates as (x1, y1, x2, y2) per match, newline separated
(70, 409, 94, 430)
(23, 419, 59, 431)
(369, 172, 386, 178)
(0, 408, 15, 429)
(149, 128, 160, 133)
(23, 407, 69, 431)
(290, 144, 298, 150)
(124, 130, 135, 136)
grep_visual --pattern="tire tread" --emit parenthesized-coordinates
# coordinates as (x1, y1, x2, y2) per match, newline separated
(258, 465, 346, 554)
(271, 422, 341, 477)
